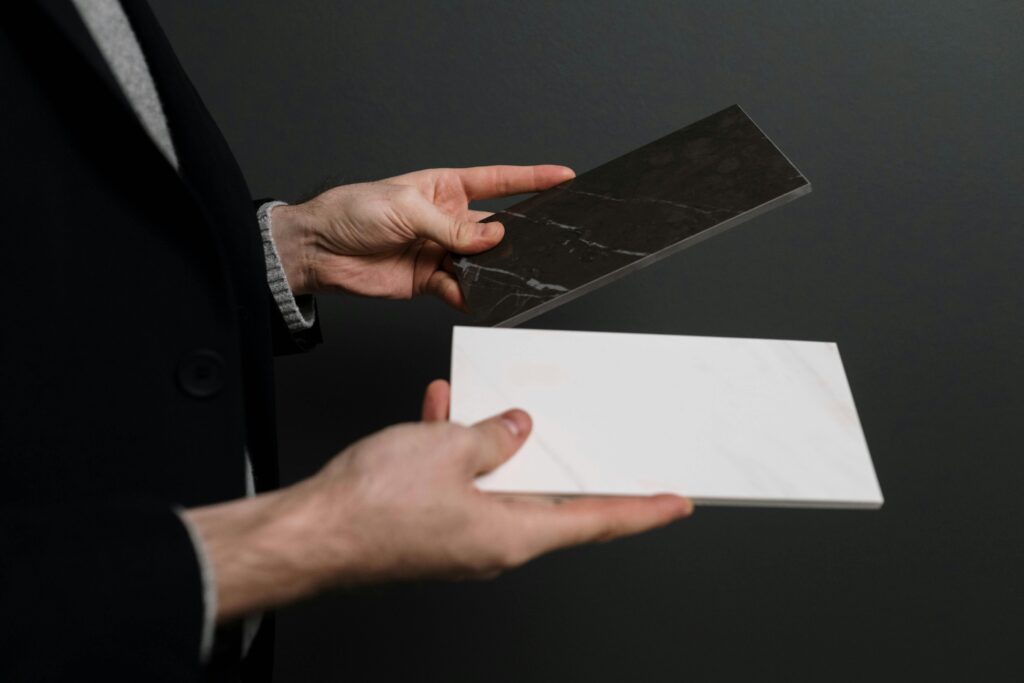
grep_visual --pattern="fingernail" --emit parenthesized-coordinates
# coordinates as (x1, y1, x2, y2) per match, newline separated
(674, 496, 695, 517)
(500, 410, 528, 437)
(654, 494, 693, 517)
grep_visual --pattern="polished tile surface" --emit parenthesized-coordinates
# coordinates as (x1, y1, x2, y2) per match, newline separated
(456, 105, 810, 327)
(450, 327, 883, 508)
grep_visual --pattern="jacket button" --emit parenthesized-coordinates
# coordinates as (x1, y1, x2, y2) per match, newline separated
(177, 349, 225, 398)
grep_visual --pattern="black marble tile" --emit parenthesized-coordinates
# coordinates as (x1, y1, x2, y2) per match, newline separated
(455, 105, 811, 327)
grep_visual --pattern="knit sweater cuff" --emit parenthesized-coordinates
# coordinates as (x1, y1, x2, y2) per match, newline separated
(257, 201, 316, 331)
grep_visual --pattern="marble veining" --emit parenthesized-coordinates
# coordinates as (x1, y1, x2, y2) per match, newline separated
(455, 105, 811, 327)
(449, 327, 883, 509)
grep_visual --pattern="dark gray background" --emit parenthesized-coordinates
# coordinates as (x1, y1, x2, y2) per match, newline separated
(150, 2, 1023, 680)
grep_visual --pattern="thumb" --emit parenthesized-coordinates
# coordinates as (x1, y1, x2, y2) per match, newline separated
(410, 200, 505, 254)
(466, 409, 532, 476)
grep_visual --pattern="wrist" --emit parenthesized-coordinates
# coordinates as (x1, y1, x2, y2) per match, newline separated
(184, 483, 331, 622)
(268, 203, 318, 296)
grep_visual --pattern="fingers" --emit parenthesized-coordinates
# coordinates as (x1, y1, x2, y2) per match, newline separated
(511, 494, 693, 558)
(467, 409, 532, 476)
(441, 254, 458, 276)
(424, 270, 468, 312)
(400, 166, 574, 253)
(409, 199, 504, 255)
(414, 243, 469, 311)
(455, 165, 576, 200)
(421, 379, 451, 422)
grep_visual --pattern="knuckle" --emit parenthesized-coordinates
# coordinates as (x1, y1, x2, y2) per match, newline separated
(492, 532, 530, 570)
(501, 540, 531, 569)
(492, 167, 510, 195)
(477, 544, 518, 574)
(448, 215, 468, 244)
(592, 520, 625, 543)
(386, 185, 421, 215)
(462, 528, 525, 575)
(480, 417, 510, 443)
(402, 421, 461, 459)
(435, 424, 476, 464)
(446, 424, 475, 450)
(393, 184, 419, 202)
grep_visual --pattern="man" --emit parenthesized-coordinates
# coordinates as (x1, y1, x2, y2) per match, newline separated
(0, 1, 693, 680)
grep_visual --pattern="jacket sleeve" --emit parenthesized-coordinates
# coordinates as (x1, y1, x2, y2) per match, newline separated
(0, 501, 205, 681)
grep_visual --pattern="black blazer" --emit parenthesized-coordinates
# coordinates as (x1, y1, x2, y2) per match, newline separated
(0, 1, 320, 680)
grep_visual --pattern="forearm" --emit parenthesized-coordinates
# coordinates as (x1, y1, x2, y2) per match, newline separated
(182, 406, 690, 624)
(183, 483, 330, 622)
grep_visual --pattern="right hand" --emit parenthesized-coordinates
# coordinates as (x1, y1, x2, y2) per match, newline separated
(187, 381, 693, 621)
(268, 164, 576, 308)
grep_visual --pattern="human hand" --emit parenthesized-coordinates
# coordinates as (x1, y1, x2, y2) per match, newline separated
(269, 165, 576, 309)
(186, 380, 692, 621)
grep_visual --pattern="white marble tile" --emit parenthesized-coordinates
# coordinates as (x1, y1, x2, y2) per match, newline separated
(450, 326, 883, 509)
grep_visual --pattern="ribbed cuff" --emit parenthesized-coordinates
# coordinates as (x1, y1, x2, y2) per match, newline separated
(258, 200, 316, 332)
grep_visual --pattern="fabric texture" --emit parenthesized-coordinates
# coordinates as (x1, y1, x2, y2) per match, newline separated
(1, 1, 323, 680)
(70, 0, 178, 169)
(258, 200, 317, 331)
(66, 0, 311, 661)
(67, 0, 217, 659)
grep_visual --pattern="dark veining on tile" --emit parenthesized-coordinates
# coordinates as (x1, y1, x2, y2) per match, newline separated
(455, 105, 811, 327)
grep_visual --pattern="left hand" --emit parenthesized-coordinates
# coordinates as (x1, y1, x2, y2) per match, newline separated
(184, 376, 691, 622)
(269, 165, 575, 310)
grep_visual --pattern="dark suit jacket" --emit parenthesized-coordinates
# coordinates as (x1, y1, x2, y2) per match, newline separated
(0, 1, 321, 680)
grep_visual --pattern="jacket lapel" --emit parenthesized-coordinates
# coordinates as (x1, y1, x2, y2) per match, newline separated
(30, 0, 214, 199)
(118, 0, 281, 493)
(33, 0, 137, 120)
(117, 0, 231, 209)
